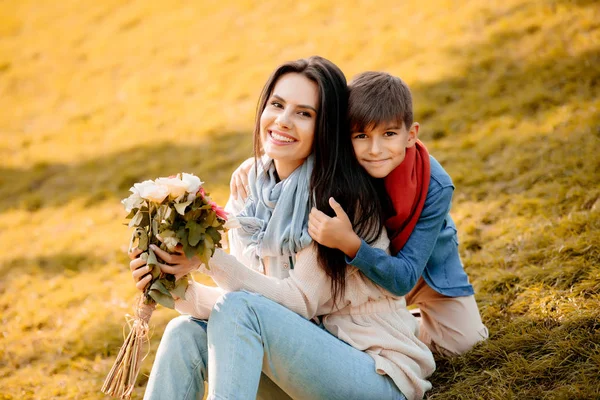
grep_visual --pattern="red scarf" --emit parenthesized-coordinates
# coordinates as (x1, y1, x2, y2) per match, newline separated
(384, 140, 431, 254)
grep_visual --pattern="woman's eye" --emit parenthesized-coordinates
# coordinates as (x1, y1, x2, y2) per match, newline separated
(298, 111, 311, 117)
(270, 101, 283, 108)
(353, 133, 367, 139)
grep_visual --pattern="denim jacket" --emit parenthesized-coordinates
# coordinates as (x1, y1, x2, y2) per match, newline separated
(346, 156, 474, 297)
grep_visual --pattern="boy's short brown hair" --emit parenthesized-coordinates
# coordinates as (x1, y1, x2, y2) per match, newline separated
(348, 71, 413, 133)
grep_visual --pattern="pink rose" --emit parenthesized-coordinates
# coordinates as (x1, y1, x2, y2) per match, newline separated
(211, 202, 228, 220)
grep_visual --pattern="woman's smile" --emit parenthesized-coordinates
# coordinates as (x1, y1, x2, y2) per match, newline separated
(268, 129, 297, 144)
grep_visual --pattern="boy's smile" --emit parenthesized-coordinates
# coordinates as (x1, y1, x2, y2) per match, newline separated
(351, 122, 419, 178)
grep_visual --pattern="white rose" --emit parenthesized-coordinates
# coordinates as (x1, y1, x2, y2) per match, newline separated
(134, 180, 169, 203)
(121, 191, 143, 212)
(181, 173, 203, 194)
(155, 177, 188, 198)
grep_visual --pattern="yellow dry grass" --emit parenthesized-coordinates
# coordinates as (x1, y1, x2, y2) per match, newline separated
(1, 0, 598, 399)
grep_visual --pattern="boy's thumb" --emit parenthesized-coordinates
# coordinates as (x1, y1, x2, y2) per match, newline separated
(329, 197, 345, 217)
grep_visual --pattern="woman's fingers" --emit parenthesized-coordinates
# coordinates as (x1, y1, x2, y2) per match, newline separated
(135, 274, 152, 291)
(130, 257, 146, 271)
(132, 265, 151, 280)
(151, 245, 174, 263)
(158, 262, 179, 275)
(128, 247, 143, 260)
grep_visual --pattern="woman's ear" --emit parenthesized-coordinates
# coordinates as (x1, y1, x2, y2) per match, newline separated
(407, 122, 420, 147)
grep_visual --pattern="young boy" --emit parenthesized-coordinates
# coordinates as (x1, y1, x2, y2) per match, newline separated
(307, 71, 488, 356)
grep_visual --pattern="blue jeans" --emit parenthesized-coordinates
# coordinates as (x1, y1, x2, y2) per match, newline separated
(144, 291, 406, 400)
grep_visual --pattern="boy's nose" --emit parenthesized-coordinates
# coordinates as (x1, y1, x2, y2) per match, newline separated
(369, 139, 382, 155)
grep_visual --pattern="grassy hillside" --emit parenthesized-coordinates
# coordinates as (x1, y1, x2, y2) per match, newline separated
(1, 0, 598, 399)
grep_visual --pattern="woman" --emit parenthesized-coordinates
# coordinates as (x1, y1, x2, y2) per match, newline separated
(130, 56, 435, 400)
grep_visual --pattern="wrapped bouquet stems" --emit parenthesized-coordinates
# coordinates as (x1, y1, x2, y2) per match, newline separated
(101, 300, 156, 399)
(102, 173, 228, 399)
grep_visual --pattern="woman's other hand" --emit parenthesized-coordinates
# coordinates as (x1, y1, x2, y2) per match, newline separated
(149, 244, 202, 280)
(230, 157, 254, 201)
(308, 197, 361, 259)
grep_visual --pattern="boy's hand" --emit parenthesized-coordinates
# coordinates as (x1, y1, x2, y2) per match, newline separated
(308, 197, 361, 258)
(230, 157, 254, 200)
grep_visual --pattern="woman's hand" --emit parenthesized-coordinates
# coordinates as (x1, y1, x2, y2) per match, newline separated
(308, 197, 362, 259)
(129, 243, 201, 293)
(230, 157, 254, 200)
(129, 247, 152, 292)
(149, 244, 202, 280)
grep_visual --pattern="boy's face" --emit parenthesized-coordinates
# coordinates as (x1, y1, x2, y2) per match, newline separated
(351, 122, 419, 178)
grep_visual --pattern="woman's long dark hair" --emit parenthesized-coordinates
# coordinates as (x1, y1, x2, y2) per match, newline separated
(253, 56, 384, 303)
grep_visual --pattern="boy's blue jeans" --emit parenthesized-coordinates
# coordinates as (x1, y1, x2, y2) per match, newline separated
(144, 291, 406, 400)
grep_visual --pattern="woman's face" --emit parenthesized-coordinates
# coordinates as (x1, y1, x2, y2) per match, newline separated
(260, 73, 319, 180)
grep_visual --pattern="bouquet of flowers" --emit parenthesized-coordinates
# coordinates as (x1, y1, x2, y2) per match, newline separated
(102, 173, 228, 399)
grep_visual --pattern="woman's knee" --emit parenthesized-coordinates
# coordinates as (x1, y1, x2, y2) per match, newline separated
(161, 315, 208, 349)
(211, 291, 266, 327)
(213, 291, 262, 313)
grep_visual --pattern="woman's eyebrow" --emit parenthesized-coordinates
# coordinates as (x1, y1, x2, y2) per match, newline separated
(272, 94, 317, 113)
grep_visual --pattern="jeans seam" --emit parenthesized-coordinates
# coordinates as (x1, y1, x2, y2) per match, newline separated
(182, 348, 208, 400)
(222, 300, 245, 398)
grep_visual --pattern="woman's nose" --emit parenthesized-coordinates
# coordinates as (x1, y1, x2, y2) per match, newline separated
(275, 110, 292, 129)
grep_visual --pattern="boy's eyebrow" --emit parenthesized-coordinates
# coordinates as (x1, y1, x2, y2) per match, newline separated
(272, 94, 317, 113)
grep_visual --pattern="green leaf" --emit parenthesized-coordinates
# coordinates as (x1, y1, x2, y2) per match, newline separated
(183, 240, 195, 259)
(147, 247, 159, 267)
(187, 221, 205, 246)
(125, 208, 137, 220)
(171, 278, 189, 299)
(174, 199, 193, 215)
(129, 209, 144, 227)
(161, 275, 176, 290)
(204, 235, 214, 251)
(148, 289, 175, 309)
(205, 212, 216, 228)
(152, 216, 159, 236)
(150, 264, 161, 279)
(184, 208, 203, 222)
(206, 227, 222, 246)
(199, 252, 210, 269)
(130, 227, 149, 251)
(140, 209, 151, 227)
(151, 279, 169, 294)
(161, 229, 176, 238)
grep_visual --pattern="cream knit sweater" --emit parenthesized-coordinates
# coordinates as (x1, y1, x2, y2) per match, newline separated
(174, 199, 435, 400)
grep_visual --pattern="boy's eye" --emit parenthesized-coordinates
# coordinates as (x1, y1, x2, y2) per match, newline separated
(384, 131, 397, 137)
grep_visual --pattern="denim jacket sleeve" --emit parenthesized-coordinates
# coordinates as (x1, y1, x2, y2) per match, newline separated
(346, 185, 453, 296)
